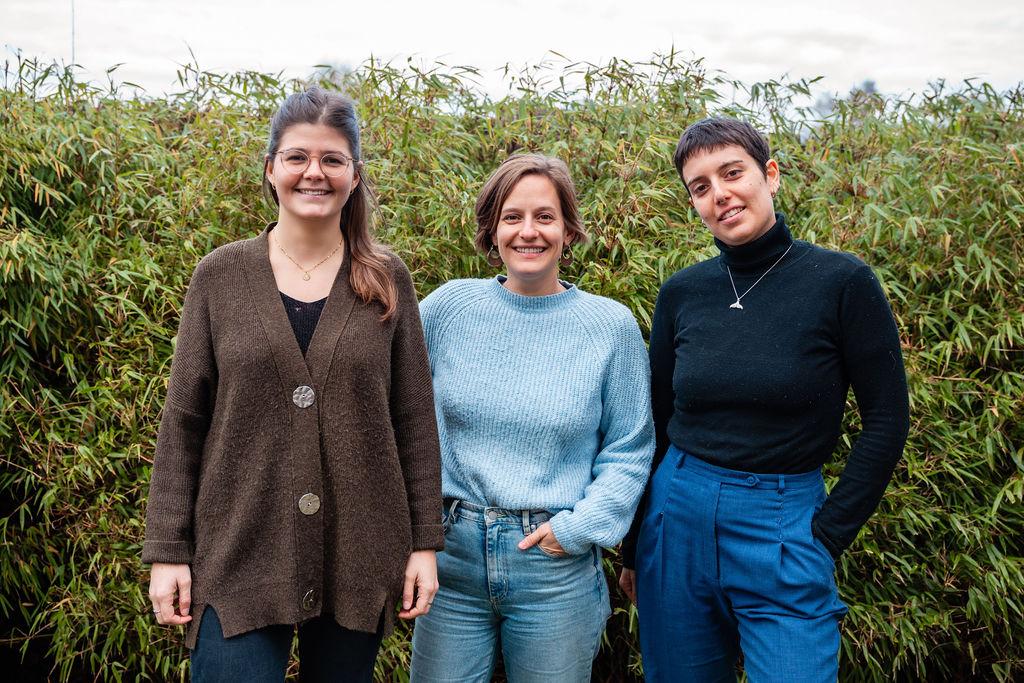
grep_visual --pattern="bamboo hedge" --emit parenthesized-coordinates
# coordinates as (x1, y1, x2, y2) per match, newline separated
(1, 53, 1022, 681)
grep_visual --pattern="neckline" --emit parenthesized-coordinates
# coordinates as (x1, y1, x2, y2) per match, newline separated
(280, 291, 328, 306)
(243, 222, 358, 388)
(715, 213, 794, 272)
(489, 275, 579, 311)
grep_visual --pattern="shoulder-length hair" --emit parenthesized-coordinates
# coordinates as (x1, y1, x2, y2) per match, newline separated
(474, 154, 589, 266)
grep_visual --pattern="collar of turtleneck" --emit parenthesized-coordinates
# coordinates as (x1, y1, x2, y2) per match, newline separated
(715, 213, 794, 273)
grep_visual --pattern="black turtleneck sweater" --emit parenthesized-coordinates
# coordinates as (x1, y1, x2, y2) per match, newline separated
(623, 214, 909, 564)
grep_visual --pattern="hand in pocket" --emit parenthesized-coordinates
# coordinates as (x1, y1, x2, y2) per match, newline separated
(518, 521, 568, 557)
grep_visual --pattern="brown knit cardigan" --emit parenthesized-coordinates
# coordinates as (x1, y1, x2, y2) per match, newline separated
(142, 225, 443, 647)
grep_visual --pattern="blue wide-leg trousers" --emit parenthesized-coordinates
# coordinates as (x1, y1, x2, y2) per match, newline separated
(637, 446, 847, 682)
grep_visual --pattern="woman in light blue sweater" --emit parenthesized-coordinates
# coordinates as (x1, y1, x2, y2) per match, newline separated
(409, 154, 654, 682)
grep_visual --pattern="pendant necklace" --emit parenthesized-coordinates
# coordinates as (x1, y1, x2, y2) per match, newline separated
(726, 243, 793, 310)
(273, 233, 343, 281)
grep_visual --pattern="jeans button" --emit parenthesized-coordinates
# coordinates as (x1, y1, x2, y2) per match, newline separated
(486, 510, 498, 522)
(746, 475, 757, 486)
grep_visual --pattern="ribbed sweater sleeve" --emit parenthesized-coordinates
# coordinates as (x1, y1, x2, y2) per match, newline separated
(547, 313, 655, 555)
(142, 259, 216, 564)
(389, 259, 445, 551)
(811, 265, 910, 557)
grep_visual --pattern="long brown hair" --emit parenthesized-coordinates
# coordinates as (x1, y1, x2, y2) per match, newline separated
(262, 87, 397, 320)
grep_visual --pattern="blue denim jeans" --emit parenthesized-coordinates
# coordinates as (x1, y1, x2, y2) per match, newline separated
(636, 446, 848, 682)
(410, 499, 611, 682)
(190, 606, 383, 682)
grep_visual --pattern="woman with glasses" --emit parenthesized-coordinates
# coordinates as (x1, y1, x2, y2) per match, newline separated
(409, 154, 655, 682)
(142, 87, 443, 682)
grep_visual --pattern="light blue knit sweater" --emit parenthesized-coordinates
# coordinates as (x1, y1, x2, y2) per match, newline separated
(419, 276, 655, 555)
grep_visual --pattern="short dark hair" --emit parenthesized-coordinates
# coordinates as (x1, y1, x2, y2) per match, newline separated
(673, 117, 771, 187)
(474, 154, 589, 266)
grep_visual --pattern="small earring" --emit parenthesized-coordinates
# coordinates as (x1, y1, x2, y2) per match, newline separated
(561, 246, 574, 264)
(487, 245, 501, 264)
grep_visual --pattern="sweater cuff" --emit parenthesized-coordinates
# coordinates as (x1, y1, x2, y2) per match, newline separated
(141, 540, 193, 565)
(548, 513, 592, 556)
(411, 524, 445, 551)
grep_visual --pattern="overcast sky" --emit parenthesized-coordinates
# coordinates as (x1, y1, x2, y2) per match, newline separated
(3, 0, 1022, 98)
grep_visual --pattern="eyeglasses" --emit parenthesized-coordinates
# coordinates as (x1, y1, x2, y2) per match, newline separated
(274, 149, 354, 177)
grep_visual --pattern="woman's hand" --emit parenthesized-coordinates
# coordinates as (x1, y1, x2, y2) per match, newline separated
(398, 550, 439, 619)
(518, 521, 568, 557)
(148, 563, 193, 626)
(618, 568, 637, 604)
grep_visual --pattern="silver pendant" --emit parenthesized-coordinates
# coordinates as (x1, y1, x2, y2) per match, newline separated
(302, 272, 311, 281)
(729, 300, 744, 310)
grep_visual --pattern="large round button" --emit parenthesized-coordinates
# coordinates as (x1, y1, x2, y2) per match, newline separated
(292, 385, 315, 408)
(298, 493, 321, 515)
(301, 589, 316, 611)
(485, 510, 498, 522)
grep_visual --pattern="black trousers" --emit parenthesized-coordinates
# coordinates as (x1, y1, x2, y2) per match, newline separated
(190, 606, 384, 683)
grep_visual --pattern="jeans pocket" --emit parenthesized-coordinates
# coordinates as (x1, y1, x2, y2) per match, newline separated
(537, 544, 569, 559)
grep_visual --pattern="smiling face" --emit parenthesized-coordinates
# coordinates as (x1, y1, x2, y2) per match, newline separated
(494, 174, 571, 295)
(266, 122, 359, 227)
(681, 144, 780, 247)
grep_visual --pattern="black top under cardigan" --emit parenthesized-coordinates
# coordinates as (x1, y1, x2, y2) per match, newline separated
(280, 292, 327, 356)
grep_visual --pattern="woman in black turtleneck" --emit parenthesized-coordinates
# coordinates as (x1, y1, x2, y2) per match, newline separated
(618, 117, 909, 682)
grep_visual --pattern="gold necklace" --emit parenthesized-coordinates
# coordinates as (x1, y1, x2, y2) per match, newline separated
(273, 233, 343, 281)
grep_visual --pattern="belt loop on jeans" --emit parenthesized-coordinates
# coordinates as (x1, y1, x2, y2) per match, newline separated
(447, 498, 461, 520)
(522, 510, 532, 535)
(675, 449, 686, 469)
(779, 475, 786, 493)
